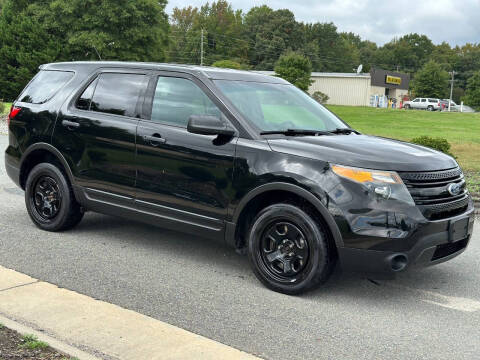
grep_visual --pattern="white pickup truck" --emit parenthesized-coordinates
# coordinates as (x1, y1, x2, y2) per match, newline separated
(403, 98, 441, 111)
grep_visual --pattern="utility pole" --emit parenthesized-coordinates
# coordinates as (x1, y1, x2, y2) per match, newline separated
(448, 71, 457, 112)
(200, 29, 204, 66)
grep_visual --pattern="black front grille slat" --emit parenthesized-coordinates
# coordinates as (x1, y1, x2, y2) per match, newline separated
(400, 168, 463, 182)
(399, 168, 470, 220)
(404, 175, 464, 188)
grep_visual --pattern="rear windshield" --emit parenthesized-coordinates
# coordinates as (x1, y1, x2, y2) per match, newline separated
(19, 70, 74, 104)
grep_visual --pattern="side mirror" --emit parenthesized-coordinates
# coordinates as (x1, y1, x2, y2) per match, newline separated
(187, 115, 235, 137)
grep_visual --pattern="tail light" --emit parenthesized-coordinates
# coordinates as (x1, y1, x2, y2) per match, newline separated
(7, 105, 21, 127)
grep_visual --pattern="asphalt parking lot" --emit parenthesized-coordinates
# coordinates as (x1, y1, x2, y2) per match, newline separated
(1, 134, 479, 360)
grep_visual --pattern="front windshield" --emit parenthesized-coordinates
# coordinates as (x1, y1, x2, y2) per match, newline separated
(214, 80, 350, 133)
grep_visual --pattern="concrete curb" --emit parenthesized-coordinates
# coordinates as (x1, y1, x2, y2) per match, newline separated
(0, 266, 261, 360)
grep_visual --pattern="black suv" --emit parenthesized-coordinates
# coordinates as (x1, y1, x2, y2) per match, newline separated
(5, 62, 475, 294)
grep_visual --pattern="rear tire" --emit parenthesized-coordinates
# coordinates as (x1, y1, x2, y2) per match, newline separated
(427, 105, 434, 111)
(25, 163, 84, 232)
(404, 104, 410, 109)
(247, 204, 335, 295)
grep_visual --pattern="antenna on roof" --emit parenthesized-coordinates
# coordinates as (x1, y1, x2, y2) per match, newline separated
(356, 64, 363, 74)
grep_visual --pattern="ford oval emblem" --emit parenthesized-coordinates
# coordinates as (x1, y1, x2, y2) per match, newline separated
(447, 183, 462, 196)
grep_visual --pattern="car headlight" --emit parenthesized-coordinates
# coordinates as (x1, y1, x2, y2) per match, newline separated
(331, 164, 414, 205)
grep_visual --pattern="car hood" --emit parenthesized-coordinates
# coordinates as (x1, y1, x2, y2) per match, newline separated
(267, 134, 458, 172)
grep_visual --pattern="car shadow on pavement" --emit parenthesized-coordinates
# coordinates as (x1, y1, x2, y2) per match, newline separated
(43, 212, 479, 305)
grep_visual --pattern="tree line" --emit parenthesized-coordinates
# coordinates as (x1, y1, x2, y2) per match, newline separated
(0, 0, 479, 107)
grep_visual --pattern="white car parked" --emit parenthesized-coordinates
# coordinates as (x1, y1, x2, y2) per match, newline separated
(404, 98, 441, 111)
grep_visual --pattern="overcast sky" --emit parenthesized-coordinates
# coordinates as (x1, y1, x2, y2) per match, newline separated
(166, 0, 479, 46)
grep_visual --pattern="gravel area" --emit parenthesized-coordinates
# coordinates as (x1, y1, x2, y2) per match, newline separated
(0, 116, 7, 135)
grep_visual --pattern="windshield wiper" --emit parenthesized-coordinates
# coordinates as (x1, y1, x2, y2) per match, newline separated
(328, 128, 360, 135)
(260, 129, 332, 136)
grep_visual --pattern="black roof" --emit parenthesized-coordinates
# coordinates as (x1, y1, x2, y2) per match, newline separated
(41, 61, 288, 84)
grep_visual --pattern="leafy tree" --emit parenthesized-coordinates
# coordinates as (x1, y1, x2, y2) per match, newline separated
(169, 1, 246, 65)
(197, 0, 246, 65)
(42, 0, 169, 62)
(0, 0, 169, 101)
(212, 60, 248, 69)
(274, 52, 312, 91)
(244, 6, 300, 70)
(453, 43, 480, 90)
(0, 0, 61, 101)
(413, 61, 449, 98)
(301, 23, 358, 72)
(374, 33, 434, 73)
(169, 6, 202, 64)
(463, 71, 480, 109)
(429, 42, 456, 71)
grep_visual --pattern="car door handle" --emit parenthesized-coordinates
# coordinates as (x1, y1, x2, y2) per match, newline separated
(143, 134, 166, 146)
(62, 120, 80, 129)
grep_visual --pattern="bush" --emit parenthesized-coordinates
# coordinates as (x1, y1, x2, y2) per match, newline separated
(0, 101, 5, 115)
(312, 91, 329, 104)
(211, 60, 248, 70)
(274, 52, 313, 91)
(411, 136, 455, 157)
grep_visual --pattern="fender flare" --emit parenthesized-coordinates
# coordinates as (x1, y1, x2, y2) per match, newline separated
(230, 182, 344, 248)
(20, 143, 75, 188)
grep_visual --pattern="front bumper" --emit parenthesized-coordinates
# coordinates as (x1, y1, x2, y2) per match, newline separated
(338, 206, 475, 277)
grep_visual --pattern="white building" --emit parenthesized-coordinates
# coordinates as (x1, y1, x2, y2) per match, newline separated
(257, 68, 410, 107)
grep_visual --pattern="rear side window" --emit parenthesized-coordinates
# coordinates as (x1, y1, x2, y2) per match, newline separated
(19, 70, 74, 104)
(90, 73, 147, 117)
(428, 99, 437, 102)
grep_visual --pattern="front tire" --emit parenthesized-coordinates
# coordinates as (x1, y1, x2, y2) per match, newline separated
(248, 204, 335, 295)
(25, 163, 84, 231)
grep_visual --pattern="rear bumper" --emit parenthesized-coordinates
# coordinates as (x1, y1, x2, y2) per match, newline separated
(5, 152, 21, 188)
(338, 207, 475, 278)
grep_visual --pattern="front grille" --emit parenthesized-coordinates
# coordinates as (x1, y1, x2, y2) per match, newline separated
(432, 238, 469, 261)
(399, 168, 469, 220)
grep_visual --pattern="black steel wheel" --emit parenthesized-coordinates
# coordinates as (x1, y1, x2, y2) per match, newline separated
(248, 203, 335, 295)
(260, 222, 310, 281)
(25, 163, 84, 231)
(32, 176, 62, 220)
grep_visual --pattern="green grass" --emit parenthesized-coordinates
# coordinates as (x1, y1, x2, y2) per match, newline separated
(19, 334, 49, 350)
(1, 102, 12, 115)
(326, 105, 480, 170)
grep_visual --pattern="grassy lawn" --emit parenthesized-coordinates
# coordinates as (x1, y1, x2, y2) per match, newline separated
(326, 105, 480, 195)
(1, 102, 12, 115)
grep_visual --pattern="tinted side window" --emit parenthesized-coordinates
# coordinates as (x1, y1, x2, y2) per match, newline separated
(76, 78, 98, 111)
(90, 73, 147, 117)
(151, 76, 221, 127)
(421, 99, 426, 102)
(19, 70, 74, 104)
